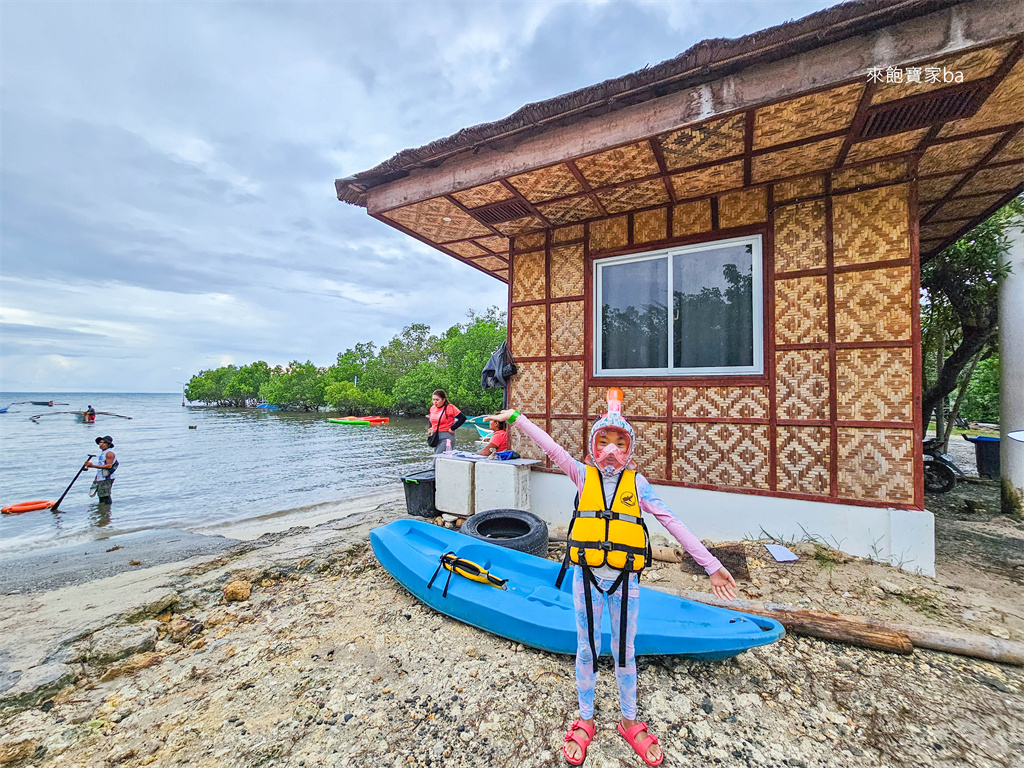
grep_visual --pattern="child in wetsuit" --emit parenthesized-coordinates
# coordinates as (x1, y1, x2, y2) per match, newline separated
(489, 388, 736, 766)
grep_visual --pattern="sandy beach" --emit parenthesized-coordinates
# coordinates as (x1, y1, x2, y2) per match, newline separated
(1, 481, 1022, 768)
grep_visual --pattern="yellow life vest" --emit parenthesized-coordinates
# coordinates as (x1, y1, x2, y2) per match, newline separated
(568, 467, 649, 572)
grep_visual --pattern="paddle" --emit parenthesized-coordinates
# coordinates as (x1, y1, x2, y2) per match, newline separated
(51, 454, 96, 512)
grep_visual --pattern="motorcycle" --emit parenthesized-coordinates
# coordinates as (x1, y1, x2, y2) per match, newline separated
(923, 438, 967, 494)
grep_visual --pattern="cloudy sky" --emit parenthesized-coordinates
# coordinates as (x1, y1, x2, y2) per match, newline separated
(1, 0, 831, 393)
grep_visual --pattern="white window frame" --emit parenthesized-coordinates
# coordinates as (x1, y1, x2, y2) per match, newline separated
(593, 234, 764, 378)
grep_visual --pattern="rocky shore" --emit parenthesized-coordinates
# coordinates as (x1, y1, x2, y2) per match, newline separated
(1, 484, 1022, 768)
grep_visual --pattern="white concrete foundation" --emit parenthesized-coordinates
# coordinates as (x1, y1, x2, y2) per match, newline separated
(434, 458, 474, 516)
(1000, 226, 1024, 510)
(527, 471, 936, 576)
(474, 461, 531, 514)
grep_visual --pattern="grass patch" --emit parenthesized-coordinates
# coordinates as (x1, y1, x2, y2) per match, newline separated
(812, 543, 842, 571)
(897, 592, 941, 619)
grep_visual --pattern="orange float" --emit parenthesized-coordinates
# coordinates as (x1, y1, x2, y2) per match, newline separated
(1, 500, 54, 514)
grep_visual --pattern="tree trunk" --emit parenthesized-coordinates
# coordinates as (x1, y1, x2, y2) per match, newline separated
(942, 349, 982, 447)
(921, 322, 995, 433)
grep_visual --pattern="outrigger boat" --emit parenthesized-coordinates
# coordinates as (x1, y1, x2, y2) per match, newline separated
(30, 410, 133, 423)
(328, 415, 390, 426)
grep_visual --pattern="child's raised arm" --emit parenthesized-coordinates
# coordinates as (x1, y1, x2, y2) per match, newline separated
(488, 408, 586, 491)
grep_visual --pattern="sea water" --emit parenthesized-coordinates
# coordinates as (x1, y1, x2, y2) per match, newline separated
(0, 393, 442, 555)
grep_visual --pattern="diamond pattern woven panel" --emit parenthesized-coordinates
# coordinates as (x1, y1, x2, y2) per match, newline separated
(633, 420, 667, 481)
(776, 426, 831, 496)
(752, 138, 845, 184)
(719, 187, 767, 228)
(508, 164, 584, 203)
(672, 387, 769, 420)
(494, 215, 546, 237)
(939, 56, 1024, 137)
(774, 200, 827, 273)
(837, 428, 914, 503)
(447, 241, 489, 258)
(550, 301, 585, 357)
(509, 425, 547, 462)
(832, 159, 908, 190)
(494, 269, 509, 282)
(917, 174, 965, 203)
(451, 182, 514, 209)
(872, 42, 1014, 104)
(515, 231, 546, 251)
(589, 387, 668, 418)
(472, 256, 509, 272)
(509, 361, 547, 415)
(550, 244, 584, 297)
(553, 224, 584, 244)
(832, 185, 909, 268)
(511, 304, 547, 358)
(957, 164, 1024, 197)
(474, 235, 509, 254)
(634, 207, 668, 244)
(775, 349, 830, 421)
(551, 418, 585, 460)
(930, 194, 1006, 222)
(537, 196, 602, 225)
(775, 276, 828, 345)
(993, 130, 1024, 164)
(773, 175, 825, 203)
(845, 128, 929, 164)
(590, 215, 629, 252)
(512, 251, 546, 302)
(383, 197, 492, 243)
(834, 266, 912, 343)
(672, 199, 713, 237)
(551, 360, 585, 415)
(753, 83, 863, 149)
(596, 180, 670, 214)
(575, 142, 660, 187)
(836, 348, 913, 422)
(671, 161, 744, 199)
(672, 423, 770, 490)
(658, 114, 746, 171)
(918, 135, 1001, 176)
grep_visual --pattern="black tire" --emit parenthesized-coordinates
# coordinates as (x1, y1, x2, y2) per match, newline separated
(924, 461, 957, 494)
(460, 508, 549, 558)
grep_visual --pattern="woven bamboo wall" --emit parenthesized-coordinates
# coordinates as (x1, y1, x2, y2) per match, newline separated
(504, 174, 917, 507)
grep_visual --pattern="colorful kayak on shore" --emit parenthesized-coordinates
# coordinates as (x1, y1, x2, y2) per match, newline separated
(370, 519, 784, 661)
(327, 416, 390, 426)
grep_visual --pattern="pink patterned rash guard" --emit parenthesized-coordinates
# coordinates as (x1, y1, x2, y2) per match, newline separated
(514, 414, 723, 576)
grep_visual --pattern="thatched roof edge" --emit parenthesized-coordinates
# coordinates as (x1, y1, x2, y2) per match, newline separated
(336, 0, 967, 206)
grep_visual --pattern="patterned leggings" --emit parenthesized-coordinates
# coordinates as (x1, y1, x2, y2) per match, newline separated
(572, 567, 639, 720)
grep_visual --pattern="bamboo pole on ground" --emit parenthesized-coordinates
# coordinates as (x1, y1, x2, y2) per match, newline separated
(676, 589, 1024, 665)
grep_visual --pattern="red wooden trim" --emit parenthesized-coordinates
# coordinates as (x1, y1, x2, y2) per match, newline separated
(627, 211, 635, 244)
(524, 355, 585, 363)
(776, 342, 830, 351)
(710, 196, 720, 230)
(548, 295, 585, 304)
(909, 160, 925, 510)
(750, 128, 848, 158)
(836, 420, 916, 429)
(566, 160, 608, 217)
(648, 137, 677, 205)
(510, 298, 549, 308)
(925, 121, 1024, 148)
(544, 229, 553, 470)
(777, 419, 830, 427)
(591, 375, 770, 387)
(497, 178, 554, 229)
(772, 174, 913, 212)
(673, 417, 771, 424)
(766, 183, 778, 492)
(834, 257, 912, 274)
(837, 339, 914, 349)
(920, 180, 1024, 263)
(835, 81, 878, 167)
(583, 221, 594, 456)
(590, 223, 768, 261)
(666, 386, 675, 482)
(824, 178, 839, 498)
(443, 194, 506, 239)
(743, 110, 754, 187)
(775, 267, 829, 280)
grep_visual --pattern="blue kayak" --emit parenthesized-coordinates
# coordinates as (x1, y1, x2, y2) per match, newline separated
(370, 519, 784, 661)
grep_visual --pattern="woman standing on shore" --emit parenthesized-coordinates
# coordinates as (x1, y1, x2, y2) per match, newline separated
(427, 389, 467, 454)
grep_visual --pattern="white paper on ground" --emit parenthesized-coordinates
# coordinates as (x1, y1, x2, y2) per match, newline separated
(764, 544, 799, 562)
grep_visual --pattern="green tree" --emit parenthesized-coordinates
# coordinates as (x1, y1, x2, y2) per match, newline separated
(438, 318, 507, 414)
(224, 361, 272, 406)
(921, 196, 1022, 442)
(960, 355, 1001, 423)
(392, 361, 445, 416)
(185, 365, 238, 405)
(259, 361, 326, 411)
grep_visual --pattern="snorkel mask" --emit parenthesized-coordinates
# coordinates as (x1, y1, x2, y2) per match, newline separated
(588, 388, 635, 477)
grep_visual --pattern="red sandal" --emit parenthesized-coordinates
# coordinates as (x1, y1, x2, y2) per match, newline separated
(617, 720, 664, 767)
(562, 718, 595, 766)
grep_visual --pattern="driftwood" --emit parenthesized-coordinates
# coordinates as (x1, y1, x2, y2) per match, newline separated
(677, 590, 1024, 665)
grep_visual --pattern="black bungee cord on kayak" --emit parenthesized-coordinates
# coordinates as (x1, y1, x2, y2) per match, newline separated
(427, 551, 508, 598)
